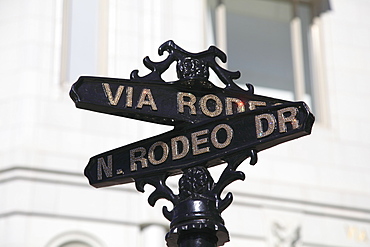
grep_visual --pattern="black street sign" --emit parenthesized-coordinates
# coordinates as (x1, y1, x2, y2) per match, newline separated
(84, 101, 314, 188)
(70, 76, 291, 127)
(71, 40, 315, 188)
(71, 40, 315, 247)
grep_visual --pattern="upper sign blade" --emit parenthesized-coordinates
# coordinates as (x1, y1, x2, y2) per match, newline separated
(70, 76, 292, 127)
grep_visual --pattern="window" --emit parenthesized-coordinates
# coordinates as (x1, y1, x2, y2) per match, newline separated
(208, 0, 330, 122)
(61, 0, 108, 85)
(47, 231, 102, 247)
(60, 241, 91, 247)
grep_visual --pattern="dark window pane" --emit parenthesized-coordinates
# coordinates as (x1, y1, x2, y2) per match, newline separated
(225, 0, 295, 99)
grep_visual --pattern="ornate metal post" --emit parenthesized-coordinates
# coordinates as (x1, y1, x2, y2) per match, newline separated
(136, 153, 254, 247)
(164, 154, 254, 247)
(70, 40, 314, 247)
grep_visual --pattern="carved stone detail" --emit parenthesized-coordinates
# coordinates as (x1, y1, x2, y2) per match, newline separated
(271, 222, 301, 247)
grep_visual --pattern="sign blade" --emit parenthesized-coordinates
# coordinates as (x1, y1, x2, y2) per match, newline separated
(84, 102, 314, 188)
(70, 76, 292, 127)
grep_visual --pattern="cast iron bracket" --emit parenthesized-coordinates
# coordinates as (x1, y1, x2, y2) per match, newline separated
(131, 41, 258, 246)
(70, 40, 314, 247)
(136, 151, 257, 246)
(130, 40, 254, 93)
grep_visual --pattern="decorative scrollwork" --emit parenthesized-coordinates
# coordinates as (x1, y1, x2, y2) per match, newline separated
(130, 40, 254, 93)
(178, 166, 214, 200)
(177, 57, 209, 80)
(134, 149, 258, 246)
(128, 41, 261, 246)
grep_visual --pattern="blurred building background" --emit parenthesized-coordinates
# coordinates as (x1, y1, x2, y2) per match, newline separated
(1, 0, 370, 246)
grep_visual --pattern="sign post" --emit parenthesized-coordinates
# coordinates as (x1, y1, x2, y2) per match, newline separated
(70, 40, 314, 247)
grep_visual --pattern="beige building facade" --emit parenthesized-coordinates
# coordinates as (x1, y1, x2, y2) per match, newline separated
(1, 0, 370, 246)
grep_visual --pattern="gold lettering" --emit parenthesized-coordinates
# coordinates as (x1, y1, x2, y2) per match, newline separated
(136, 89, 158, 110)
(177, 92, 197, 115)
(226, 97, 245, 115)
(171, 136, 190, 160)
(255, 113, 276, 138)
(249, 100, 266, 110)
(199, 94, 222, 117)
(359, 230, 368, 242)
(97, 155, 113, 180)
(126, 86, 133, 108)
(102, 83, 124, 106)
(347, 226, 356, 239)
(277, 107, 299, 133)
(130, 147, 148, 171)
(191, 129, 210, 155)
(211, 124, 233, 149)
(148, 141, 169, 165)
(346, 226, 368, 242)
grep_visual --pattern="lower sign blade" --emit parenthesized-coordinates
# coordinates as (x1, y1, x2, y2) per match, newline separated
(85, 102, 314, 188)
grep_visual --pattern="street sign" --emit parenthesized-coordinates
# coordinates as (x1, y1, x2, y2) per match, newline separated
(70, 40, 315, 188)
(84, 101, 313, 188)
(70, 76, 291, 127)
(70, 40, 315, 247)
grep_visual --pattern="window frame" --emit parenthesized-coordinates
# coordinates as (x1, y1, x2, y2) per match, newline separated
(60, 0, 109, 86)
(208, 0, 330, 125)
(46, 231, 103, 247)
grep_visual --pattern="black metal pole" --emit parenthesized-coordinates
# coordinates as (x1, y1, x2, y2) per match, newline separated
(164, 166, 231, 247)
(177, 231, 218, 247)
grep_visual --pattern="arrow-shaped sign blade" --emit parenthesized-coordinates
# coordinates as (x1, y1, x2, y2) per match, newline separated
(70, 76, 292, 127)
(84, 101, 314, 188)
